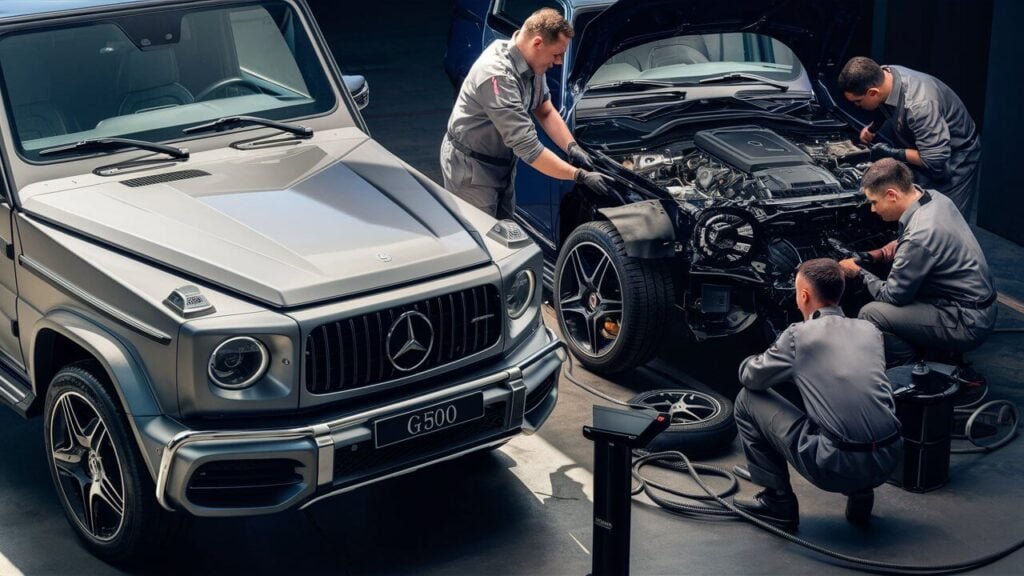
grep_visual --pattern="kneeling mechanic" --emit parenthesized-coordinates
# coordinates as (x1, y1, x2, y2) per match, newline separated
(733, 258, 902, 529)
(839, 159, 997, 372)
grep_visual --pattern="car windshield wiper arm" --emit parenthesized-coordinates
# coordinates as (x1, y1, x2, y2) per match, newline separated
(39, 137, 189, 159)
(586, 79, 686, 92)
(698, 73, 788, 92)
(183, 115, 313, 138)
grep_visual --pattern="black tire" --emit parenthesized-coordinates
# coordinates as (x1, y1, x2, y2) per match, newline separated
(43, 361, 180, 565)
(629, 388, 737, 458)
(555, 221, 673, 374)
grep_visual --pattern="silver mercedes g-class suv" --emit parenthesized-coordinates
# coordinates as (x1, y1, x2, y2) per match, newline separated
(0, 0, 562, 562)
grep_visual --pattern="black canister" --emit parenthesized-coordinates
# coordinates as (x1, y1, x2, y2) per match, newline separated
(887, 362, 960, 492)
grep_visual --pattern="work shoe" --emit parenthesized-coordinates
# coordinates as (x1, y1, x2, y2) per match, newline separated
(733, 489, 799, 529)
(955, 363, 987, 389)
(953, 363, 988, 407)
(845, 489, 874, 526)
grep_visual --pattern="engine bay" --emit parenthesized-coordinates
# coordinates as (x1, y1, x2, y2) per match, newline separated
(615, 126, 870, 204)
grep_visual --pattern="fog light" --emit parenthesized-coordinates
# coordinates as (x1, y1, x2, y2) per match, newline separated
(209, 337, 269, 389)
(506, 270, 535, 319)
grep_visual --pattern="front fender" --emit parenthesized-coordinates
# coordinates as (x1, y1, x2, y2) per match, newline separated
(30, 309, 166, 476)
(30, 309, 163, 416)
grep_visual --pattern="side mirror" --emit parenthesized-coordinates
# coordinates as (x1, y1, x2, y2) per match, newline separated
(343, 74, 369, 110)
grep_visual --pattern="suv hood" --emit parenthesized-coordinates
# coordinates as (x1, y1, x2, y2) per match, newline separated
(571, 0, 859, 89)
(22, 131, 490, 307)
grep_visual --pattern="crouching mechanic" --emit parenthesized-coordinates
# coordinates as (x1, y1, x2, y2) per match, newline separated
(839, 159, 997, 370)
(440, 8, 609, 218)
(733, 258, 902, 529)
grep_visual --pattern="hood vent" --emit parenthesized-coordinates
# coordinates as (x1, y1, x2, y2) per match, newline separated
(121, 169, 210, 188)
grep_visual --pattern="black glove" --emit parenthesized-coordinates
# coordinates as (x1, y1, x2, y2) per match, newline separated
(853, 251, 875, 266)
(567, 142, 594, 170)
(574, 169, 612, 195)
(870, 142, 907, 162)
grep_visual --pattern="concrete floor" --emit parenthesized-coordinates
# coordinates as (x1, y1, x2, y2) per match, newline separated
(1, 1, 1023, 574)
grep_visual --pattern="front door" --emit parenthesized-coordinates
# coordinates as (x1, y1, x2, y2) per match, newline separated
(0, 176, 22, 369)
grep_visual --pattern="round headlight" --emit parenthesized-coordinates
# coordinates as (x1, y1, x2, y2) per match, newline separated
(208, 337, 269, 389)
(506, 269, 536, 319)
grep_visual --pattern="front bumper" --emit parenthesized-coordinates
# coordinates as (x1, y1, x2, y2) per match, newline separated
(151, 327, 564, 517)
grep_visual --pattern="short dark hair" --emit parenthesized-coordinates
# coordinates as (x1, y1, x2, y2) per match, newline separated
(861, 158, 914, 195)
(838, 56, 885, 95)
(797, 258, 845, 304)
(522, 8, 574, 43)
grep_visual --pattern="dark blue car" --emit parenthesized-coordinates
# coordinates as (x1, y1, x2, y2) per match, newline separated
(445, 0, 893, 374)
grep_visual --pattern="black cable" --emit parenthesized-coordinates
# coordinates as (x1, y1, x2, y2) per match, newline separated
(632, 449, 1024, 575)
(951, 400, 1020, 454)
(560, 360, 1024, 575)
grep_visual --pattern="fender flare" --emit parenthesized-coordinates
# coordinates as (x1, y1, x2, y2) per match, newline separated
(30, 309, 166, 475)
(598, 200, 676, 259)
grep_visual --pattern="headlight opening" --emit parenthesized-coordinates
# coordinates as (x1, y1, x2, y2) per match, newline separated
(506, 269, 536, 319)
(208, 336, 270, 389)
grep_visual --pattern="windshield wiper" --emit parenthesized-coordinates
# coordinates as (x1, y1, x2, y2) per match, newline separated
(586, 79, 687, 92)
(183, 115, 313, 138)
(698, 73, 788, 92)
(39, 137, 189, 159)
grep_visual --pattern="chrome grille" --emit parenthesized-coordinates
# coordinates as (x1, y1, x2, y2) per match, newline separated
(304, 285, 502, 394)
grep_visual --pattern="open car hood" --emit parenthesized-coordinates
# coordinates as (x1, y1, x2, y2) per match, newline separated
(570, 0, 860, 90)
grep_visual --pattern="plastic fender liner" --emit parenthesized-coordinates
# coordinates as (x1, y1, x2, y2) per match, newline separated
(597, 200, 675, 259)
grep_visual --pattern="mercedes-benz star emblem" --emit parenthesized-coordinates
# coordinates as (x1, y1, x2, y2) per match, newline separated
(386, 311, 434, 371)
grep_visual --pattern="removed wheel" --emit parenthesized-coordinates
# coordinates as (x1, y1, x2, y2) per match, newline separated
(555, 221, 673, 374)
(629, 389, 737, 457)
(44, 362, 179, 565)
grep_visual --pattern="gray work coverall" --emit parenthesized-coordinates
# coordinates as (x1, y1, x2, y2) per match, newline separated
(735, 306, 902, 494)
(441, 32, 550, 219)
(873, 65, 982, 215)
(858, 187, 997, 366)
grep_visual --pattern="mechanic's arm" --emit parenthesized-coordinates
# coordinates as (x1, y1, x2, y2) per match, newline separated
(860, 111, 889, 144)
(534, 99, 575, 153)
(738, 327, 797, 391)
(903, 101, 951, 179)
(480, 75, 578, 181)
(858, 237, 936, 305)
(868, 240, 899, 263)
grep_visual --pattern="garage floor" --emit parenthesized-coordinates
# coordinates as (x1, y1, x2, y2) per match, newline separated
(1, 2, 1023, 574)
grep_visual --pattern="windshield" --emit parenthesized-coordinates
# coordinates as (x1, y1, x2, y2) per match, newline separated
(586, 32, 806, 89)
(0, 1, 336, 162)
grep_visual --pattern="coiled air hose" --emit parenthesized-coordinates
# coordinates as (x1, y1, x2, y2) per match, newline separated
(560, 356, 1023, 574)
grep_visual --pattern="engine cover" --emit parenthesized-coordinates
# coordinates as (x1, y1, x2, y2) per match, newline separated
(694, 126, 811, 173)
(756, 164, 844, 198)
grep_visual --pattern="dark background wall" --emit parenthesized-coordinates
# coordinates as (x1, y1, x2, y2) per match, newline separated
(308, 0, 1020, 244)
(976, 0, 1022, 245)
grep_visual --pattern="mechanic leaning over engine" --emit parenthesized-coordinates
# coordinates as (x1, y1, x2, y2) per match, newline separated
(440, 8, 609, 218)
(733, 258, 902, 529)
(838, 159, 997, 374)
(838, 57, 981, 217)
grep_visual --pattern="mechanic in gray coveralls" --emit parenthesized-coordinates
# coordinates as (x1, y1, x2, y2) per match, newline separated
(839, 56, 981, 217)
(732, 258, 902, 529)
(440, 8, 609, 218)
(839, 159, 997, 372)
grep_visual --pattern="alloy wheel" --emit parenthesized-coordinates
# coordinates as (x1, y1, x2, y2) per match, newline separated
(49, 391, 126, 542)
(558, 241, 624, 358)
(633, 390, 723, 425)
